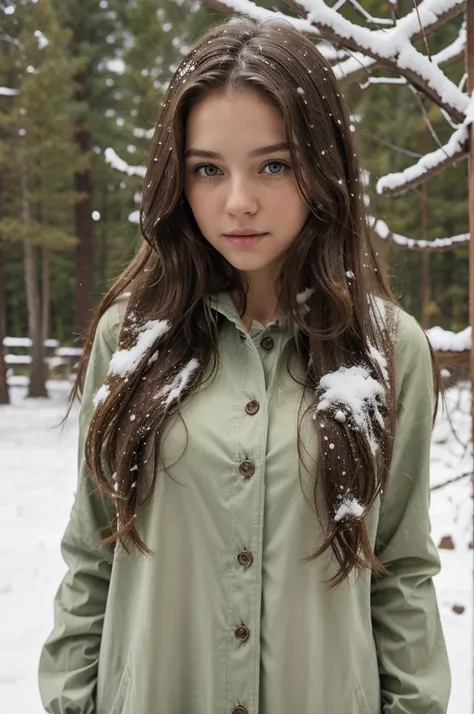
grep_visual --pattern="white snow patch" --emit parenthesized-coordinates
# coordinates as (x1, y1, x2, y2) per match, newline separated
(372, 218, 470, 251)
(0, 87, 19, 96)
(104, 147, 146, 178)
(157, 358, 200, 406)
(334, 497, 364, 522)
(297, 287, 314, 304)
(427, 326, 471, 352)
(108, 320, 171, 377)
(296, 287, 314, 315)
(92, 384, 111, 408)
(316, 364, 384, 455)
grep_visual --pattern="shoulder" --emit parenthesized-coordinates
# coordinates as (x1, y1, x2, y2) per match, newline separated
(94, 292, 130, 354)
(392, 305, 431, 366)
(371, 297, 432, 399)
(390, 305, 433, 401)
(84, 293, 130, 396)
(372, 298, 431, 371)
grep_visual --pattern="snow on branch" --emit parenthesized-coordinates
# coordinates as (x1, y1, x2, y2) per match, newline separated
(104, 148, 146, 178)
(432, 19, 466, 67)
(332, 0, 465, 84)
(371, 218, 469, 252)
(330, 0, 393, 26)
(292, 0, 468, 121)
(197, 0, 319, 35)
(376, 121, 469, 196)
(203, 0, 468, 120)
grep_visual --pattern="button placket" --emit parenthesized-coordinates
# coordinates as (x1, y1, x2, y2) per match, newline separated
(245, 399, 260, 416)
(237, 548, 253, 569)
(239, 459, 255, 479)
(234, 624, 250, 643)
(260, 334, 274, 350)
(226, 332, 267, 714)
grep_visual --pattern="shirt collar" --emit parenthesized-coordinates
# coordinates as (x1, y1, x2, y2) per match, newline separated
(205, 291, 297, 337)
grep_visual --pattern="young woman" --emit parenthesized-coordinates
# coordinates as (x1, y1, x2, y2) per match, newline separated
(38, 15, 450, 714)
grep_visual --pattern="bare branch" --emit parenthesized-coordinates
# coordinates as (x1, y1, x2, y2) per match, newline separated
(431, 472, 471, 491)
(412, 0, 432, 61)
(408, 84, 445, 150)
(362, 134, 423, 158)
(332, 0, 394, 27)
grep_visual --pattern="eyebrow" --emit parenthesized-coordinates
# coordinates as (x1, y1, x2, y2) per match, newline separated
(184, 142, 291, 160)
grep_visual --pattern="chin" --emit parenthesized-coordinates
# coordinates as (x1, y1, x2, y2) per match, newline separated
(226, 256, 273, 273)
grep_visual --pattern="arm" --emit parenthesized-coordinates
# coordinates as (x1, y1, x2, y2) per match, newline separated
(371, 312, 451, 714)
(38, 300, 125, 714)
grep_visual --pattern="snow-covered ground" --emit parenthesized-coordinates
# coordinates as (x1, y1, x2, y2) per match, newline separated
(0, 379, 472, 713)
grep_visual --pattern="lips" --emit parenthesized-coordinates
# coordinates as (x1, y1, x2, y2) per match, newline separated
(225, 230, 267, 237)
(225, 233, 267, 247)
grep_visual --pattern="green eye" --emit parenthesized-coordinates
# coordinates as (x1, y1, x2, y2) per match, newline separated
(265, 161, 284, 174)
(197, 164, 219, 177)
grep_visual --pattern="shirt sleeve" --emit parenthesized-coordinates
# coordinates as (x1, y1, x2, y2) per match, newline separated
(370, 311, 451, 713)
(38, 300, 125, 714)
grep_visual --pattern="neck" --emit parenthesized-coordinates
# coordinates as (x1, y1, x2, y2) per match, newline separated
(231, 267, 283, 329)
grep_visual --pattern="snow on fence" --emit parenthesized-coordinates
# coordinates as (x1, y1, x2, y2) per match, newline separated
(3, 337, 82, 379)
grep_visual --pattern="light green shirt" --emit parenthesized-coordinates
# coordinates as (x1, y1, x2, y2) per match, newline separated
(38, 292, 450, 714)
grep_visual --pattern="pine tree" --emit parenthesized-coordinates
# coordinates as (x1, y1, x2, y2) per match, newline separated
(0, 0, 80, 396)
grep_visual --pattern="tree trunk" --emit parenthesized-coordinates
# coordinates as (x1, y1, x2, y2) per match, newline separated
(41, 245, 51, 345)
(467, 5, 474, 458)
(72, 19, 95, 342)
(0, 240, 9, 404)
(74, 124, 94, 340)
(100, 188, 108, 292)
(21, 174, 47, 398)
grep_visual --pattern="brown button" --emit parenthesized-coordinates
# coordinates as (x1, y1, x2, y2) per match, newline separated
(239, 460, 255, 478)
(234, 625, 250, 642)
(237, 549, 253, 569)
(245, 400, 260, 415)
(233, 708, 248, 714)
(260, 335, 274, 350)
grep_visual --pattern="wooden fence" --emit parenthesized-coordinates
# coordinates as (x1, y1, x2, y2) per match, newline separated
(4, 337, 82, 380)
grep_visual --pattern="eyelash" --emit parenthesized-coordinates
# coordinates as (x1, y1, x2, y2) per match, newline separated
(192, 160, 292, 180)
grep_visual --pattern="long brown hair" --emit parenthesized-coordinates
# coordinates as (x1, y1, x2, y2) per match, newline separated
(70, 16, 435, 588)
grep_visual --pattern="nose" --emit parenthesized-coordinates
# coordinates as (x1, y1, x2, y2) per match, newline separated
(225, 175, 258, 216)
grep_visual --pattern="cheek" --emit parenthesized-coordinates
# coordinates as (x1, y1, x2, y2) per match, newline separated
(186, 184, 216, 224)
(273, 187, 308, 226)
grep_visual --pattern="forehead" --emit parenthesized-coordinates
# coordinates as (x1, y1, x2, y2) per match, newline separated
(185, 88, 287, 151)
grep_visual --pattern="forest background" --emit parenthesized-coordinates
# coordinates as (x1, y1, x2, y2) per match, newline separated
(0, 0, 469, 367)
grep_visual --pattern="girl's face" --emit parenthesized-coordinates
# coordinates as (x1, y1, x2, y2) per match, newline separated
(184, 89, 309, 280)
